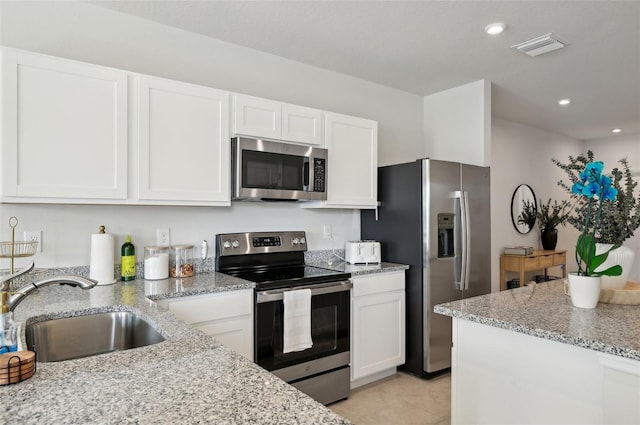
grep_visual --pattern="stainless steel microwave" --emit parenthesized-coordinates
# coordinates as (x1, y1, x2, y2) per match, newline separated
(232, 137, 328, 201)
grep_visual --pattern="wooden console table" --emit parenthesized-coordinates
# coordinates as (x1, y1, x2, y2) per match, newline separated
(500, 250, 567, 291)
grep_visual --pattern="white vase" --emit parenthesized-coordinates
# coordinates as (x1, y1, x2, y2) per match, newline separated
(568, 273, 601, 309)
(595, 244, 635, 289)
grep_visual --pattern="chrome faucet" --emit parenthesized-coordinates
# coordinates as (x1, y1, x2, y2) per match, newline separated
(1, 262, 98, 313)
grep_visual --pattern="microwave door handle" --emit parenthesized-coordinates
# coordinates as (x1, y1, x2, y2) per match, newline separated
(303, 158, 310, 191)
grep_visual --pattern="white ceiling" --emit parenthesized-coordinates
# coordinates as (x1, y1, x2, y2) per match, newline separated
(91, 0, 640, 141)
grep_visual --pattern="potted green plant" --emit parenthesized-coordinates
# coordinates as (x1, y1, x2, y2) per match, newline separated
(535, 198, 570, 250)
(553, 159, 622, 308)
(554, 151, 640, 289)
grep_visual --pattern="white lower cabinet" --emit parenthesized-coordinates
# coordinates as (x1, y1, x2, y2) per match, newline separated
(351, 270, 405, 388)
(160, 289, 253, 360)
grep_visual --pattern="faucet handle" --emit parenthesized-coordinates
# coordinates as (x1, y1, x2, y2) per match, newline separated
(0, 261, 35, 291)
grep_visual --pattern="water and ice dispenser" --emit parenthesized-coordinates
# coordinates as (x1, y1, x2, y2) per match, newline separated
(437, 213, 455, 258)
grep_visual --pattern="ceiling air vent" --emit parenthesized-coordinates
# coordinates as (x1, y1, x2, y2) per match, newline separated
(512, 33, 567, 57)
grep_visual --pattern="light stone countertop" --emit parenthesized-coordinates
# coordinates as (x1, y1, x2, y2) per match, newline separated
(307, 261, 409, 276)
(435, 278, 640, 362)
(0, 272, 350, 425)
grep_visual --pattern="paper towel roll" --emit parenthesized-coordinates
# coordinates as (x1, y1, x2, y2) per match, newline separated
(90, 233, 116, 285)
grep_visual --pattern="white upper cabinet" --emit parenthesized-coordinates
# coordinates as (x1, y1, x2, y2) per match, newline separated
(281, 104, 323, 146)
(1, 49, 128, 201)
(232, 94, 323, 146)
(302, 112, 378, 209)
(137, 76, 230, 205)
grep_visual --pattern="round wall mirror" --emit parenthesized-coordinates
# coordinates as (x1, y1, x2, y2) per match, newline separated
(511, 184, 537, 234)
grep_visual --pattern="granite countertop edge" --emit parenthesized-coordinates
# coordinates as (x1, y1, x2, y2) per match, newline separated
(435, 280, 640, 362)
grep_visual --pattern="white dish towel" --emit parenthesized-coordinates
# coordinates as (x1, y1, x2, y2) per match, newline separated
(283, 289, 313, 353)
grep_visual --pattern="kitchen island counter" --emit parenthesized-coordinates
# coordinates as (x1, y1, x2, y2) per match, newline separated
(435, 278, 640, 360)
(435, 279, 640, 424)
(1, 272, 350, 425)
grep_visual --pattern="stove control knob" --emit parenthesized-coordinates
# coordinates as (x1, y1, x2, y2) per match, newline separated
(231, 240, 240, 248)
(300, 237, 306, 244)
(292, 238, 300, 245)
(222, 241, 231, 249)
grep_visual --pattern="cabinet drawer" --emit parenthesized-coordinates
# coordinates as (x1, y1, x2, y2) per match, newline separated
(166, 289, 253, 324)
(553, 253, 566, 266)
(539, 255, 554, 268)
(523, 257, 539, 269)
(352, 271, 405, 297)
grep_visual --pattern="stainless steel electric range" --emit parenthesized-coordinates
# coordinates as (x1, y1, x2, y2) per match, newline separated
(215, 231, 351, 405)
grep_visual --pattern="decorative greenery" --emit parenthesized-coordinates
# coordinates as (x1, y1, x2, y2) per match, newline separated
(553, 151, 640, 246)
(567, 161, 622, 277)
(517, 199, 536, 231)
(535, 198, 570, 233)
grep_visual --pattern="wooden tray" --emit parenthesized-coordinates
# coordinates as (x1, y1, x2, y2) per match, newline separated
(599, 281, 640, 305)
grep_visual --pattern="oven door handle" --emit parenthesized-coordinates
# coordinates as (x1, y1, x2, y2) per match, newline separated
(256, 280, 353, 303)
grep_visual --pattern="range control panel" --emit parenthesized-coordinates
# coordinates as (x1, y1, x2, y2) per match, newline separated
(216, 231, 307, 256)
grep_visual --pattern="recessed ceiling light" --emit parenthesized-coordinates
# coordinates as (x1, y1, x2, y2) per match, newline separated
(612, 128, 622, 133)
(485, 23, 506, 35)
(558, 99, 571, 106)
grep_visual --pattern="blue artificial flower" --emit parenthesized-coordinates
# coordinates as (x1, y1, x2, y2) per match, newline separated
(581, 182, 600, 198)
(579, 170, 589, 183)
(571, 182, 584, 195)
(603, 185, 618, 201)
(599, 174, 612, 187)
(585, 161, 604, 175)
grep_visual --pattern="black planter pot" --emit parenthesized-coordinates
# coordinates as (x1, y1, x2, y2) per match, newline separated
(541, 229, 558, 251)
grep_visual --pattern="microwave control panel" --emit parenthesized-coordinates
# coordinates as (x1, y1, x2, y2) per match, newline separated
(313, 158, 326, 192)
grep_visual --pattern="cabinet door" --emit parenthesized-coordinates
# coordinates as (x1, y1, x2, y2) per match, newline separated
(232, 94, 281, 140)
(1, 49, 128, 200)
(303, 112, 378, 209)
(138, 76, 230, 204)
(282, 104, 323, 146)
(351, 271, 406, 382)
(163, 290, 253, 360)
(195, 316, 254, 360)
(352, 289, 405, 380)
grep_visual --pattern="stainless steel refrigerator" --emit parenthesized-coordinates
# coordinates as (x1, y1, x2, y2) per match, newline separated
(361, 158, 491, 377)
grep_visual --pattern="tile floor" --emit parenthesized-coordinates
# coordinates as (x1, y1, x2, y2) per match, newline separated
(330, 372, 451, 425)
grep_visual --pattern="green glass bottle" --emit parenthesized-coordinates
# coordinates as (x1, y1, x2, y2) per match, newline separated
(121, 235, 136, 281)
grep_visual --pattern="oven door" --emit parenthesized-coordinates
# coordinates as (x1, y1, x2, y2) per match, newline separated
(255, 280, 351, 372)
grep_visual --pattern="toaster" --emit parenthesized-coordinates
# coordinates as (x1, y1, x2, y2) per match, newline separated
(345, 240, 381, 264)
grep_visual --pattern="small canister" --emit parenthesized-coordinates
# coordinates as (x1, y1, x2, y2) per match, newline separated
(144, 246, 169, 280)
(170, 244, 194, 277)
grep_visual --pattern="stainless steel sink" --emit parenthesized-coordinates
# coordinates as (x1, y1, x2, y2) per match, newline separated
(25, 311, 166, 362)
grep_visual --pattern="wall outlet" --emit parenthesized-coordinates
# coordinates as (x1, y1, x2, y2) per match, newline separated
(157, 227, 171, 246)
(24, 230, 43, 252)
(323, 224, 333, 239)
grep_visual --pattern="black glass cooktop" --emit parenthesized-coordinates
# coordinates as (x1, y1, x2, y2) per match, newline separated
(225, 265, 350, 290)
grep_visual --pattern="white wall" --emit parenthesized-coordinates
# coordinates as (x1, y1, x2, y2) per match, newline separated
(0, 1, 424, 267)
(584, 133, 640, 281)
(490, 118, 583, 291)
(424, 80, 491, 167)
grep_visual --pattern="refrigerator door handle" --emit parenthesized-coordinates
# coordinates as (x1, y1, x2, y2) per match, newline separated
(462, 191, 471, 290)
(454, 191, 463, 290)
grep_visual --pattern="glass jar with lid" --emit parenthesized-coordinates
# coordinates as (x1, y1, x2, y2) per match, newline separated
(144, 246, 169, 280)
(170, 244, 194, 277)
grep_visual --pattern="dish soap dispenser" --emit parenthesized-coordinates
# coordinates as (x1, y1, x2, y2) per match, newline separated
(0, 293, 18, 353)
(120, 235, 136, 281)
